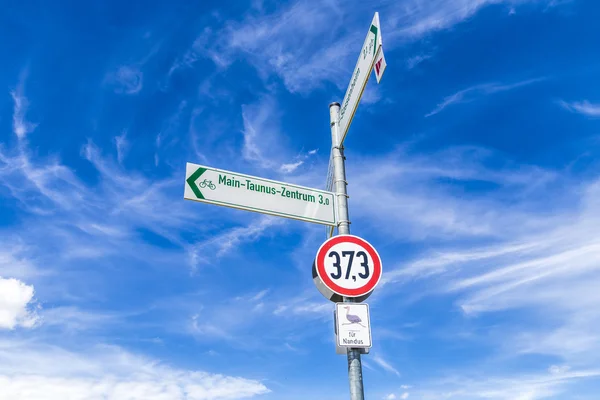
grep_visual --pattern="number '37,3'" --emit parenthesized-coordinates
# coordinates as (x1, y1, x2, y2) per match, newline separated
(328, 250, 370, 280)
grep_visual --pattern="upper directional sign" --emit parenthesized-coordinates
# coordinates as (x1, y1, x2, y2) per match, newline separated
(337, 12, 383, 146)
(184, 163, 337, 226)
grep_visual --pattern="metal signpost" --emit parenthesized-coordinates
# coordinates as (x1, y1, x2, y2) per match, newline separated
(324, 12, 386, 400)
(320, 101, 384, 397)
(184, 11, 386, 400)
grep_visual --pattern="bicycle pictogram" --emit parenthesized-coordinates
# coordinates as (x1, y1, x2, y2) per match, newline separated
(198, 179, 216, 190)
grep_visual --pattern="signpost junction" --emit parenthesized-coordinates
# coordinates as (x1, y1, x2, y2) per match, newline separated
(184, 11, 387, 400)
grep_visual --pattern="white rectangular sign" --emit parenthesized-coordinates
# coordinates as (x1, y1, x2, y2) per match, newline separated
(335, 303, 372, 348)
(337, 12, 382, 145)
(184, 163, 337, 226)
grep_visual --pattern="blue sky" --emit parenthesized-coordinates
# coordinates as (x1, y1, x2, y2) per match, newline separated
(1, 0, 600, 399)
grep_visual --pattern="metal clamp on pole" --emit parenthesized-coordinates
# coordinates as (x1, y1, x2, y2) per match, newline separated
(336, 219, 351, 228)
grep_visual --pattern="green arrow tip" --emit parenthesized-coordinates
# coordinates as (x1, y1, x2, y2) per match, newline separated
(186, 167, 207, 199)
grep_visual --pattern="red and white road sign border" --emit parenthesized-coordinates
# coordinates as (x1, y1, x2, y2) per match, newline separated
(315, 235, 382, 298)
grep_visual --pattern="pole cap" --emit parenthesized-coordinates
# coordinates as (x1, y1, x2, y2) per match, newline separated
(329, 102, 341, 108)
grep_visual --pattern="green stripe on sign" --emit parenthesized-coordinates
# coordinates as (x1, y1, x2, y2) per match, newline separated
(186, 167, 207, 199)
(370, 25, 378, 55)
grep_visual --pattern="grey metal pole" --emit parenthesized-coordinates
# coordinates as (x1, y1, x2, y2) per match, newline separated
(329, 102, 365, 400)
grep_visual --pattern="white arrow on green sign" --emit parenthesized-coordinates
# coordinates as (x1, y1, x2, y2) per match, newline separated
(184, 163, 337, 226)
(337, 12, 383, 146)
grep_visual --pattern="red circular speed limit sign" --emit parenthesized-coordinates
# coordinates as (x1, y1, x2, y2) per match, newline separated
(315, 235, 382, 298)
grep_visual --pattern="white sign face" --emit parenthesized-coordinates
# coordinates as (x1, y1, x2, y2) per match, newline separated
(324, 241, 375, 291)
(315, 235, 383, 298)
(336, 303, 372, 348)
(184, 163, 336, 226)
(337, 12, 382, 145)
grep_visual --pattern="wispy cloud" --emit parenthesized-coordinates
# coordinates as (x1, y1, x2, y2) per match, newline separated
(187, 216, 284, 271)
(40, 306, 123, 333)
(105, 65, 143, 95)
(372, 354, 401, 377)
(0, 244, 41, 280)
(0, 339, 269, 399)
(413, 368, 600, 400)
(389, 0, 562, 41)
(280, 161, 304, 174)
(279, 148, 319, 174)
(349, 145, 559, 241)
(114, 130, 129, 164)
(375, 151, 600, 366)
(426, 77, 546, 117)
(241, 96, 281, 169)
(241, 96, 320, 174)
(10, 82, 37, 139)
(559, 100, 600, 117)
(0, 277, 38, 329)
(195, 0, 349, 94)
(180, 0, 559, 96)
(406, 53, 433, 70)
(272, 290, 333, 319)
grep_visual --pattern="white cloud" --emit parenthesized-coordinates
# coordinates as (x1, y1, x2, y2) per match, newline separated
(11, 83, 37, 139)
(0, 340, 269, 400)
(0, 245, 40, 280)
(376, 154, 600, 366)
(559, 100, 600, 117)
(40, 307, 121, 333)
(0, 128, 217, 300)
(106, 65, 143, 95)
(241, 96, 281, 169)
(349, 145, 559, 242)
(388, 0, 564, 41)
(413, 368, 600, 400)
(250, 289, 270, 302)
(384, 394, 396, 400)
(280, 161, 304, 174)
(240, 96, 321, 174)
(406, 53, 433, 70)
(361, 85, 383, 105)
(114, 130, 129, 164)
(0, 277, 38, 330)
(548, 365, 571, 375)
(210, 0, 349, 94)
(0, 133, 86, 213)
(400, 393, 409, 400)
(272, 291, 332, 319)
(186, 0, 560, 95)
(279, 148, 320, 174)
(372, 354, 401, 377)
(187, 216, 284, 271)
(426, 77, 546, 117)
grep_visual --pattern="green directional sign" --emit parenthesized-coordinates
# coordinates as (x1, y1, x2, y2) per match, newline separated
(337, 12, 383, 146)
(184, 163, 337, 226)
